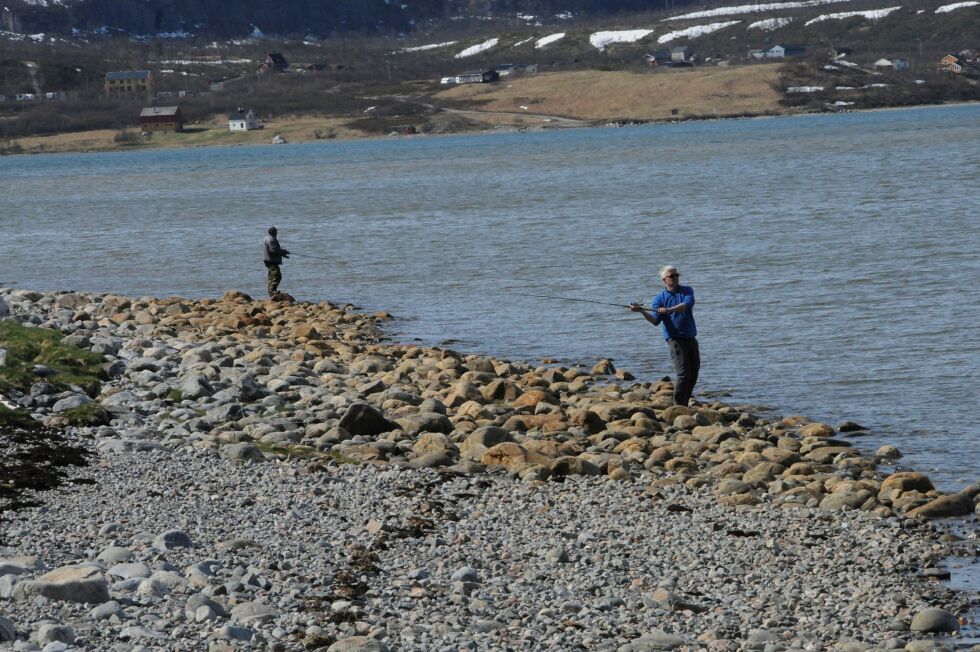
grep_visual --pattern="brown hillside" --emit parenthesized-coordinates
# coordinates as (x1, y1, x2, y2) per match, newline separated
(435, 65, 784, 120)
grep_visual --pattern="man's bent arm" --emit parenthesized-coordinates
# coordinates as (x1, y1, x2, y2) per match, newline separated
(630, 306, 661, 326)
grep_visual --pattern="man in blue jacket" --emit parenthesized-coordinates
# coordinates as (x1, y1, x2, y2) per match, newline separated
(630, 265, 700, 406)
(263, 226, 290, 297)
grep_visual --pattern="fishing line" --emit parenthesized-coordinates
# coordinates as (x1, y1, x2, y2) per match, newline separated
(289, 252, 332, 262)
(512, 293, 638, 309)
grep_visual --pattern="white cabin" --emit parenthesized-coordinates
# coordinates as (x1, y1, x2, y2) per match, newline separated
(228, 107, 261, 131)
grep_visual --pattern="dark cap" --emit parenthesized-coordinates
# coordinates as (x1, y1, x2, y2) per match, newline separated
(267, 226, 277, 234)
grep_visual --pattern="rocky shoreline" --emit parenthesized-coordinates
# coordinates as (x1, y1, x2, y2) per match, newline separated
(0, 287, 977, 651)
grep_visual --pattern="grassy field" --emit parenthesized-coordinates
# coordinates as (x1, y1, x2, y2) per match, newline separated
(435, 65, 785, 121)
(7, 115, 364, 155)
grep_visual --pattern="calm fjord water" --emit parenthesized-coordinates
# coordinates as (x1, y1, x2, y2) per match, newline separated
(3, 105, 978, 489)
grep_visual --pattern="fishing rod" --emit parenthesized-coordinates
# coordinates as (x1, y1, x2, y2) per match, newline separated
(288, 252, 332, 262)
(514, 293, 639, 309)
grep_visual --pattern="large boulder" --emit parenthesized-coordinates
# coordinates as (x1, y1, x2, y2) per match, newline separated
(481, 379, 522, 402)
(907, 492, 975, 518)
(819, 490, 873, 511)
(549, 456, 601, 477)
(180, 374, 214, 400)
(394, 411, 453, 435)
(910, 607, 958, 633)
(207, 403, 244, 423)
(459, 426, 513, 461)
(879, 472, 935, 501)
(798, 422, 835, 438)
(230, 601, 280, 625)
(338, 402, 398, 437)
(481, 442, 531, 470)
(591, 403, 647, 422)
(12, 565, 109, 604)
(512, 389, 558, 408)
(52, 394, 94, 413)
(327, 637, 389, 652)
(412, 432, 455, 456)
(742, 461, 786, 485)
(221, 443, 265, 462)
(154, 530, 193, 550)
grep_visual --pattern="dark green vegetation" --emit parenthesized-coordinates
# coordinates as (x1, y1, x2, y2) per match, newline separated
(0, 320, 106, 396)
(0, 409, 92, 518)
(0, 403, 39, 429)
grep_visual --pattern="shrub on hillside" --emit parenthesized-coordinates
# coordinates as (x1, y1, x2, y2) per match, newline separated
(113, 129, 141, 144)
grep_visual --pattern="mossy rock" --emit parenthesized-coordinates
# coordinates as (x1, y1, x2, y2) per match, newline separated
(0, 321, 106, 396)
(254, 441, 358, 465)
(0, 404, 41, 430)
(59, 404, 111, 426)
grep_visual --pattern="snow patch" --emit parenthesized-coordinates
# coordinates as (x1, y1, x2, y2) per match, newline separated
(455, 37, 499, 58)
(589, 30, 653, 50)
(748, 17, 795, 29)
(399, 41, 457, 53)
(658, 21, 741, 43)
(153, 58, 252, 65)
(536, 33, 566, 48)
(787, 85, 824, 92)
(805, 7, 901, 24)
(512, 37, 534, 47)
(667, 0, 850, 20)
(935, 1, 978, 11)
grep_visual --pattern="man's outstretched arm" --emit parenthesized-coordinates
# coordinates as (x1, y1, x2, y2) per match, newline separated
(630, 303, 661, 326)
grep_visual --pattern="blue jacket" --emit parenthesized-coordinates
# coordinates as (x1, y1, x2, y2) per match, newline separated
(651, 285, 697, 340)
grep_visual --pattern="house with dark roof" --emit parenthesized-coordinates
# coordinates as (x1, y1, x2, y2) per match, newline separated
(644, 50, 673, 65)
(228, 107, 261, 131)
(260, 53, 289, 73)
(440, 70, 500, 84)
(139, 105, 183, 133)
(105, 70, 152, 97)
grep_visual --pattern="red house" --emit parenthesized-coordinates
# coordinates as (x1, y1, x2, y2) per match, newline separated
(139, 106, 184, 132)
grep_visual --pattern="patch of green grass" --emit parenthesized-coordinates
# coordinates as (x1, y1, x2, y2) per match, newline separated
(254, 441, 358, 464)
(165, 389, 183, 402)
(0, 403, 40, 429)
(0, 321, 106, 396)
(59, 403, 111, 426)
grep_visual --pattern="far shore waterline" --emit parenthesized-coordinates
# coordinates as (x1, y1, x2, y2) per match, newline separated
(5, 99, 978, 159)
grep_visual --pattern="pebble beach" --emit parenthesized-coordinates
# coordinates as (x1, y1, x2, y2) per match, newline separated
(0, 288, 977, 652)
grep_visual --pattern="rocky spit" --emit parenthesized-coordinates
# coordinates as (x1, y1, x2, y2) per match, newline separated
(0, 287, 977, 652)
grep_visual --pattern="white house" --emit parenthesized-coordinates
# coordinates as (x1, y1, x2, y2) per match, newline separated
(874, 57, 910, 71)
(228, 108, 261, 131)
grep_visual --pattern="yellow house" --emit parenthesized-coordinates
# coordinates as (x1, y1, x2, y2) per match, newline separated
(105, 70, 153, 97)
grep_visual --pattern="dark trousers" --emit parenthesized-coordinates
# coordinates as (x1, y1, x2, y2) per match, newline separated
(668, 337, 700, 406)
(266, 263, 282, 296)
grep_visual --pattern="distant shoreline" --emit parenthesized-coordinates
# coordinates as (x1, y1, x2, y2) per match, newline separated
(4, 98, 977, 158)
